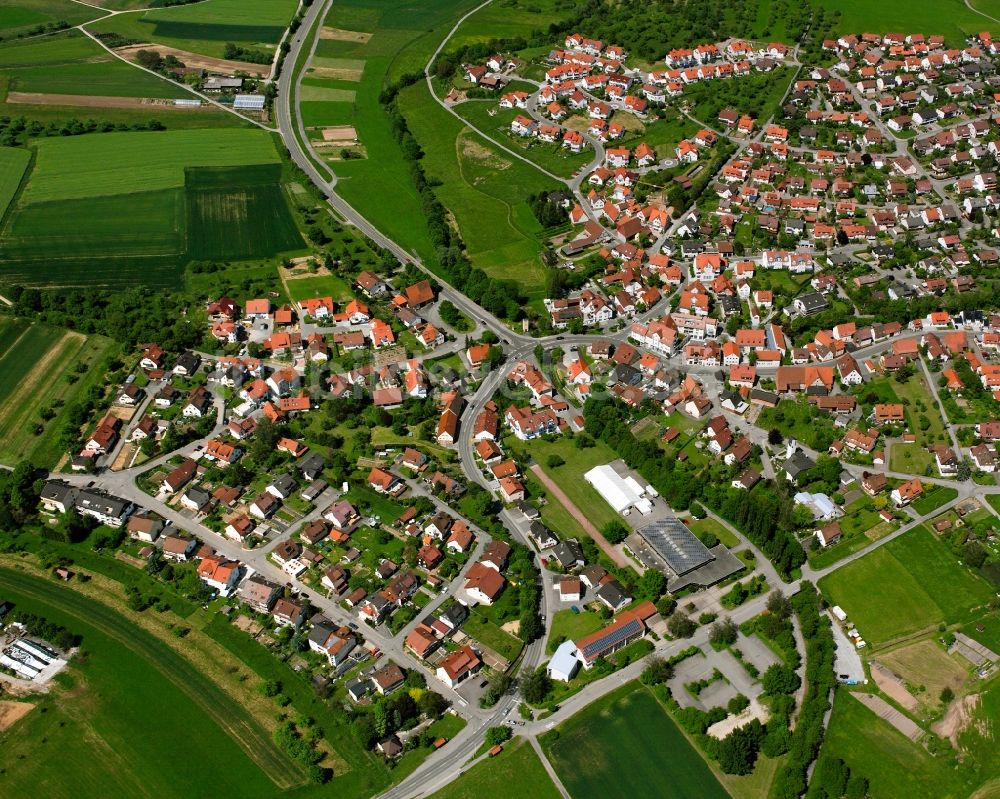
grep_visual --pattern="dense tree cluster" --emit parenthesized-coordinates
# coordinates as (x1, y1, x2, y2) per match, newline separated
(223, 42, 273, 65)
(7, 610, 81, 651)
(701, 482, 806, 577)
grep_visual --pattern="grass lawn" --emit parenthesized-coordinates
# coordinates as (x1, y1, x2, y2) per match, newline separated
(889, 443, 938, 477)
(452, 99, 592, 179)
(819, 526, 994, 646)
(541, 681, 729, 799)
(757, 396, 836, 451)
(465, 608, 524, 661)
(820, 689, 977, 799)
(398, 81, 553, 300)
(879, 374, 950, 449)
(963, 610, 1000, 654)
(807, 520, 895, 571)
(522, 470, 586, 541)
(427, 738, 560, 799)
(690, 517, 739, 548)
(0, 146, 30, 221)
(509, 435, 622, 533)
(546, 607, 604, 654)
(0, 567, 310, 797)
(911, 486, 959, 515)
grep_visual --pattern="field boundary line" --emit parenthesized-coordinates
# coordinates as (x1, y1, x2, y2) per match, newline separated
(0, 566, 307, 789)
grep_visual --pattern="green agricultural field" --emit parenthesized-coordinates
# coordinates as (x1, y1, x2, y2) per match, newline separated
(0, 130, 291, 288)
(300, 83, 357, 102)
(0, 0, 107, 36)
(0, 30, 187, 98)
(22, 128, 281, 202)
(821, 689, 983, 799)
(88, 0, 298, 57)
(541, 682, 729, 799)
(185, 164, 304, 261)
(819, 526, 994, 646)
(301, 100, 356, 127)
(0, 320, 116, 468)
(815, 0, 999, 47)
(0, 568, 309, 798)
(444, 0, 567, 50)
(1, 187, 186, 288)
(427, 739, 561, 799)
(0, 146, 30, 221)
(294, 0, 484, 267)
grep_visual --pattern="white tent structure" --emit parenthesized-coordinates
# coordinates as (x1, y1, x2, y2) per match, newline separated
(584, 464, 651, 515)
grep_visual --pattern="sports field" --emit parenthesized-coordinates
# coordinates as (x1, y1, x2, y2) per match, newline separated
(0, 567, 308, 798)
(186, 164, 304, 261)
(0, 319, 116, 467)
(0, 147, 30, 222)
(428, 739, 560, 799)
(540, 682, 729, 799)
(819, 526, 994, 646)
(88, 0, 298, 58)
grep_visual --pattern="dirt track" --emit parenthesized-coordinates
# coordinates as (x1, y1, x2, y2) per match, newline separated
(115, 44, 269, 76)
(529, 463, 629, 567)
(319, 27, 371, 43)
(6, 92, 207, 110)
(0, 700, 33, 732)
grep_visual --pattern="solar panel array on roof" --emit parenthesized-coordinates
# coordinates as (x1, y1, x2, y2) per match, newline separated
(637, 517, 714, 576)
(579, 618, 642, 660)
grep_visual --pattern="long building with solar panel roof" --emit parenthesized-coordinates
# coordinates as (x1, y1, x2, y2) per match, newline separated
(636, 517, 715, 576)
(572, 601, 657, 668)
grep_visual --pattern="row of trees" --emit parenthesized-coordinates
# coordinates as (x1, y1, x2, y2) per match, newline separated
(771, 583, 839, 799)
(0, 115, 165, 147)
(379, 77, 527, 321)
